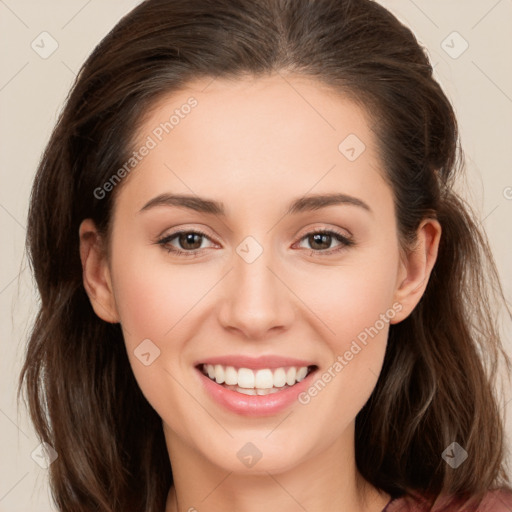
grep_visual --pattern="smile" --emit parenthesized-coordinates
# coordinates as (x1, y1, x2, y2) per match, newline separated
(199, 363, 317, 396)
(195, 358, 319, 416)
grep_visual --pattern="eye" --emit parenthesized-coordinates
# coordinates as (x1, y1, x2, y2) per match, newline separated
(156, 229, 216, 257)
(295, 228, 355, 256)
(156, 227, 355, 258)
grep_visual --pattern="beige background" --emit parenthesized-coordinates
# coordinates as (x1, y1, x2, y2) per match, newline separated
(1, 0, 511, 510)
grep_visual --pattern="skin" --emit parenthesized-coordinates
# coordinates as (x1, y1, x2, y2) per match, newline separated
(79, 74, 441, 512)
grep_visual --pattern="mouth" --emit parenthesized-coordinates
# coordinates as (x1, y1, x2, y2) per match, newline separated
(196, 363, 319, 396)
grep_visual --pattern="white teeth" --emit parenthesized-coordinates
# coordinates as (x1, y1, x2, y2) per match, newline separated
(273, 368, 287, 388)
(224, 384, 284, 395)
(296, 366, 308, 382)
(202, 364, 313, 390)
(237, 387, 257, 395)
(224, 366, 238, 385)
(285, 367, 296, 386)
(238, 368, 255, 388)
(214, 364, 225, 384)
(254, 369, 274, 389)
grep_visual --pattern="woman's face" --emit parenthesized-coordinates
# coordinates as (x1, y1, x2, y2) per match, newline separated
(81, 74, 440, 476)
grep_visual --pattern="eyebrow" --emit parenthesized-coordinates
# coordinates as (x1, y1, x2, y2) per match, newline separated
(139, 192, 372, 216)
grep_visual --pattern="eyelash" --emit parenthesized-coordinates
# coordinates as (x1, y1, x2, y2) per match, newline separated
(156, 227, 355, 258)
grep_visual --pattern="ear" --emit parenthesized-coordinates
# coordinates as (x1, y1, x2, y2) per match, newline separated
(79, 219, 119, 323)
(390, 218, 442, 324)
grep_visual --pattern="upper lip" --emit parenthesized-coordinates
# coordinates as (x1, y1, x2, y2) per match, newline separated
(195, 355, 317, 370)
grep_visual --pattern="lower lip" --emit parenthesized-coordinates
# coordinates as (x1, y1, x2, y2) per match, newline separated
(196, 366, 317, 417)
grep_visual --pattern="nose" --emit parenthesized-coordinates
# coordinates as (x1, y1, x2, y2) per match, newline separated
(218, 244, 295, 340)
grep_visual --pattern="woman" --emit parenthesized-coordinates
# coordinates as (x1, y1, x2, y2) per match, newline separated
(18, 0, 512, 511)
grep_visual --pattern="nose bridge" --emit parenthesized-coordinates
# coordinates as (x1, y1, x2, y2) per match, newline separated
(218, 234, 293, 338)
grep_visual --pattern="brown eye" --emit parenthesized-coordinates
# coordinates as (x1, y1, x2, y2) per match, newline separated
(176, 232, 204, 250)
(308, 233, 334, 250)
(296, 229, 355, 255)
(157, 229, 216, 257)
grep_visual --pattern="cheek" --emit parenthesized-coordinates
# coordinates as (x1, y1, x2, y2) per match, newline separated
(289, 244, 400, 412)
(294, 268, 395, 428)
(110, 244, 215, 344)
(109, 247, 204, 430)
(292, 253, 399, 346)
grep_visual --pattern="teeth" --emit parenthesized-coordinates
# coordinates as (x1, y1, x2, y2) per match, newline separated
(236, 387, 257, 395)
(224, 366, 238, 385)
(202, 363, 313, 389)
(296, 366, 308, 382)
(214, 364, 225, 384)
(286, 367, 296, 386)
(273, 368, 287, 387)
(254, 369, 273, 389)
(238, 368, 255, 388)
(230, 385, 282, 395)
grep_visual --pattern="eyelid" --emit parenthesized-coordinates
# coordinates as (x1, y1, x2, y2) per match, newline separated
(156, 223, 217, 240)
(294, 224, 352, 242)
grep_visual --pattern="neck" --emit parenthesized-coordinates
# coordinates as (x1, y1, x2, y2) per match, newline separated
(163, 421, 390, 512)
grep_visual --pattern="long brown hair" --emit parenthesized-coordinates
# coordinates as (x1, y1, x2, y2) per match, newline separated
(18, 0, 512, 511)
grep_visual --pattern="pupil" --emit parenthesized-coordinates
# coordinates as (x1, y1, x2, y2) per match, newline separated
(311, 233, 330, 250)
(180, 233, 202, 249)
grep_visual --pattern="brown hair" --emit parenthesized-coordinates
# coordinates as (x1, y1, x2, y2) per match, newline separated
(18, 0, 512, 511)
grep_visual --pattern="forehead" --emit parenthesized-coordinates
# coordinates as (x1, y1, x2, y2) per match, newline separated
(114, 73, 389, 217)
(139, 73, 374, 149)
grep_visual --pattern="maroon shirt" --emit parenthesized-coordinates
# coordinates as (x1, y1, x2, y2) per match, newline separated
(381, 489, 512, 511)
